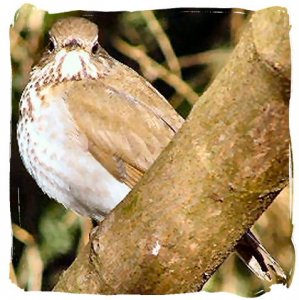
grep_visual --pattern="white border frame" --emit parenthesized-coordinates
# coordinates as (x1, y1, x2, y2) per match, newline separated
(0, 1, 297, 299)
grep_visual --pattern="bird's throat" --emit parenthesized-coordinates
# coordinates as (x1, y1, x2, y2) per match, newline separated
(32, 49, 100, 86)
(58, 50, 99, 80)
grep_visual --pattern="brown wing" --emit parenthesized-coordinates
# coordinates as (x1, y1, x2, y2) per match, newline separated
(65, 68, 184, 188)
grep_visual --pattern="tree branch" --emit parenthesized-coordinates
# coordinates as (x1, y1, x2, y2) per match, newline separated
(54, 7, 290, 294)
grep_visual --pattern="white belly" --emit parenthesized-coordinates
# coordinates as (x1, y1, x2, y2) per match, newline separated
(17, 86, 130, 220)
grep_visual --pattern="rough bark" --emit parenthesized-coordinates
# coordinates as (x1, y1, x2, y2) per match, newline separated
(53, 7, 290, 294)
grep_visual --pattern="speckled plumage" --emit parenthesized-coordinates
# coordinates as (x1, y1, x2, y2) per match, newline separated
(17, 17, 184, 220)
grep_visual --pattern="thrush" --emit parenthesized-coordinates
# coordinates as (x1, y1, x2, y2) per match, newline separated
(17, 16, 286, 284)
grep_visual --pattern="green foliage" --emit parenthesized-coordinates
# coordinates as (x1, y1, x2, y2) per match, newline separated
(38, 203, 81, 265)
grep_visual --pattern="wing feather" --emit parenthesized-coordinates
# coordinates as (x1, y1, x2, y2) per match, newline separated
(64, 65, 184, 187)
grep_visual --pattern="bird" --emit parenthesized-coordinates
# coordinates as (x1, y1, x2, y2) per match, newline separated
(17, 16, 287, 284)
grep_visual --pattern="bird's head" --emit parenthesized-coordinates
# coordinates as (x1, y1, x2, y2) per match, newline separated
(33, 17, 111, 83)
(49, 17, 100, 55)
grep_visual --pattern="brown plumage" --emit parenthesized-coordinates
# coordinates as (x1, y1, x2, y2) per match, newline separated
(65, 69, 184, 188)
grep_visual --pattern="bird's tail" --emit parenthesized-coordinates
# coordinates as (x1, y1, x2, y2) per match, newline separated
(235, 230, 287, 284)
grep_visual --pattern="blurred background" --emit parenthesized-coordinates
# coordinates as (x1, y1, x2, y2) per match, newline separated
(10, 4, 294, 296)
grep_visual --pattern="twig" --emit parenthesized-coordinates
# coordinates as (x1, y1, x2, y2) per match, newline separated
(12, 224, 43, 291)
(178, 49, 232, 68)
(141, 10, 182, 78)
(12, 223, 35, 245)
(112, 37, 199, 105)
(9, 263, 18, 285)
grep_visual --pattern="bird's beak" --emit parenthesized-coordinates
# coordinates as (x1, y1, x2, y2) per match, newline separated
(63, 39, 84, 51)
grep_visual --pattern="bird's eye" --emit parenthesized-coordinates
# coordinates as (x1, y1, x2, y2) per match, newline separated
(91, 42, 99, 55)
(48, 39, 55, 52)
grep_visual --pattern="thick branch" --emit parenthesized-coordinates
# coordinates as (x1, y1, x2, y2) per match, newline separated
(54, 7, 290, 294)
